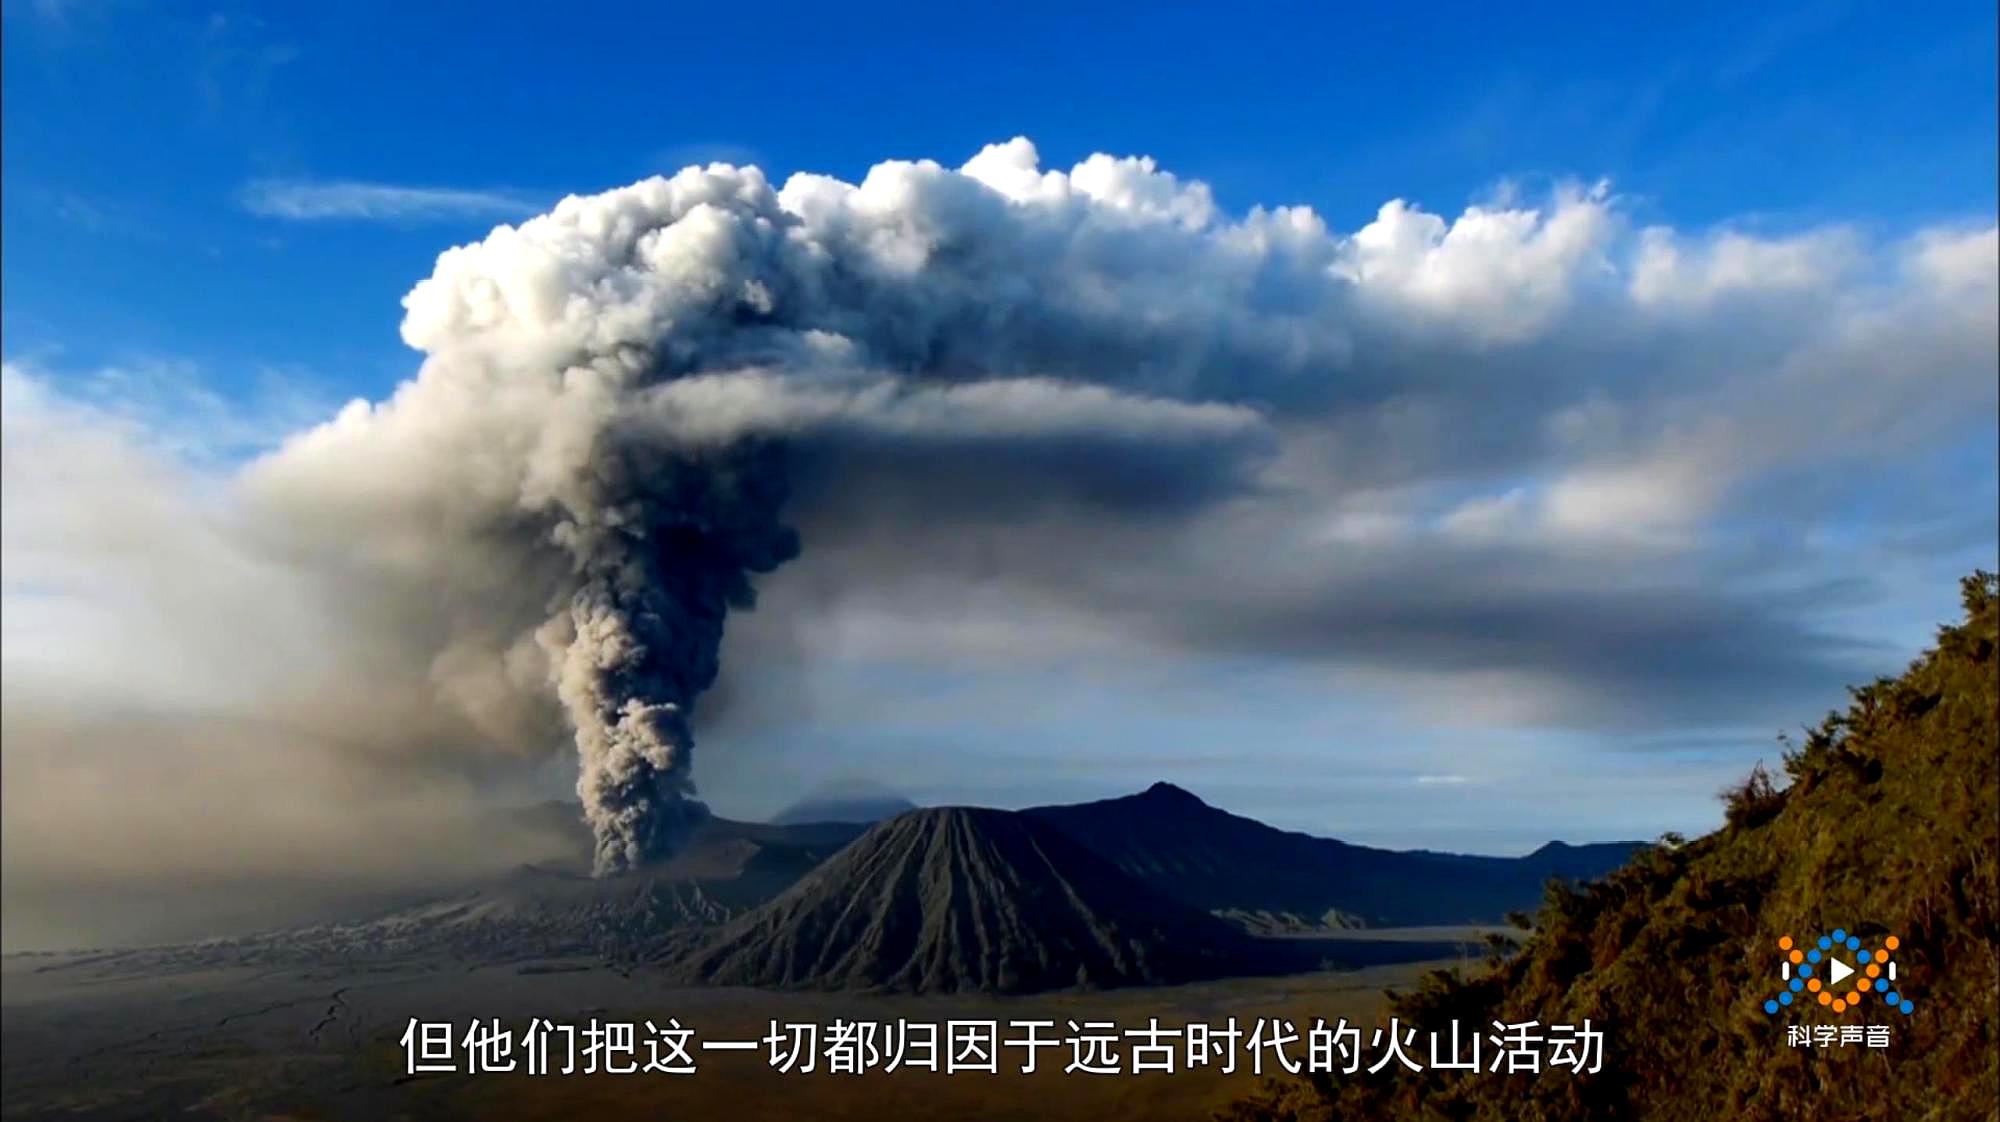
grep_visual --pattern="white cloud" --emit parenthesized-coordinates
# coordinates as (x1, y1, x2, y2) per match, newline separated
(1907, 225, 2000, 294)
(240, 178, 542, 222)
(225, 140, 2000, 742)
(4, 358, 333, 464)
(1339, 182, 1615, 342)
(1628, 225, 1858, 307)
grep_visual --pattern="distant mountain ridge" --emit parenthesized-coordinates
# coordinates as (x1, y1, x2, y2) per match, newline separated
(499, 783, 1634, 932)
(769, 791, 919, 826)
(52, 780, 1637, 985)
(1025, 782, 1642, 927)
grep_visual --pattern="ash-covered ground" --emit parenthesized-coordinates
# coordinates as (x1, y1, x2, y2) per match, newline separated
(2, 942, 1481, 1122)
(2, 785, 1574, 1120)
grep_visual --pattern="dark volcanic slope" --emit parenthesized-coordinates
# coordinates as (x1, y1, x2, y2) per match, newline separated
(1027, 783, 1641, 927)
(672, 806, 1261, 993)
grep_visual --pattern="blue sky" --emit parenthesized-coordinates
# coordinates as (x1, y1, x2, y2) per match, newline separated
(2, 0, 1996, 870)
(6, 1, 1994, 397)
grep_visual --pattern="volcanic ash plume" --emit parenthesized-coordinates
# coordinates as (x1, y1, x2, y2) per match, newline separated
(536, 440, 798, 873)
(244, 143, 1288, 875)
(9, 137, 1997, 919)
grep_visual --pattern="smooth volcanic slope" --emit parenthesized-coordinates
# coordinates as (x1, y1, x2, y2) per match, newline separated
(1026, 782, 1642, 927)
(670, 806, 1263, 993)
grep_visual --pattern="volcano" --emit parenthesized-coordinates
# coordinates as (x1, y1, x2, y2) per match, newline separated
(669, 806, 1264, 993)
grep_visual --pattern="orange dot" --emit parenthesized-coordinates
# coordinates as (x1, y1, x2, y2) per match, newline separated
(1779, 935, 1794, 951)
(1790, 949, 1804, 964)
(1832, 999, 1848, 1013)
(1857, 977, 1872, 992)
(1807, 978, 1821, 992)
(1818, 991, 1832, 1006)
(1885, 936, 1900, 951)
(1866, 964, 1880, 978)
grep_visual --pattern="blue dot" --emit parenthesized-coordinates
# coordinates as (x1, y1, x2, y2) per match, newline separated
(1800, 963, 1813, 978)
(1832, 928, 1847, 942)
(1780, 991, 1794, 1005)
(1858, 950, 1871, 963)
(1790, 977, 1804, 992)
(1900, 1000, 1914, 1015)
(1765, 999, 1779, 1014)
(1847, 937, 1860, 951)
(1884, 992, 1898, 1004)
(1819, 936, 1832, 950)
(1808, 949, 1822, 963)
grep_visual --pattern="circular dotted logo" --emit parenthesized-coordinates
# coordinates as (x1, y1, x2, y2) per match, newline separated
(1763, 929, 1913, 1016)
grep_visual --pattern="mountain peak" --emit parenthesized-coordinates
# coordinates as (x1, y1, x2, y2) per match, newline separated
(1139, 781, 1206, 804)
(770, 779, 917, 826)
(673, 804, 1255, 992)
(875, 805, 1009, 833)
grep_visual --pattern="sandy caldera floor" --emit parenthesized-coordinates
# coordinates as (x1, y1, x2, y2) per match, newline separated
(1, 935, 1485, 1122)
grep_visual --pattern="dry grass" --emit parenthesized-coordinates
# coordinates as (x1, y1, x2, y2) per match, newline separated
(1223, 572, 2000, 1122)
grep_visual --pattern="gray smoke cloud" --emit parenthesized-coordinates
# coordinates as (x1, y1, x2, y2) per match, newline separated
(13, 138, 1990, 896)
(244, 142, 1284, 873)
(536, 438, 798, 871)
(236, 138, 1994, 873)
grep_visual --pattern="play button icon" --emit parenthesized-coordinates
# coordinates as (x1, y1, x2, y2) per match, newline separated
(1766, 929, 1917, 1017)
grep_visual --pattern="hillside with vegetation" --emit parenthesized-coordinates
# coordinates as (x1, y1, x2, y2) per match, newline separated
(1224, 572, 2000, 1122)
